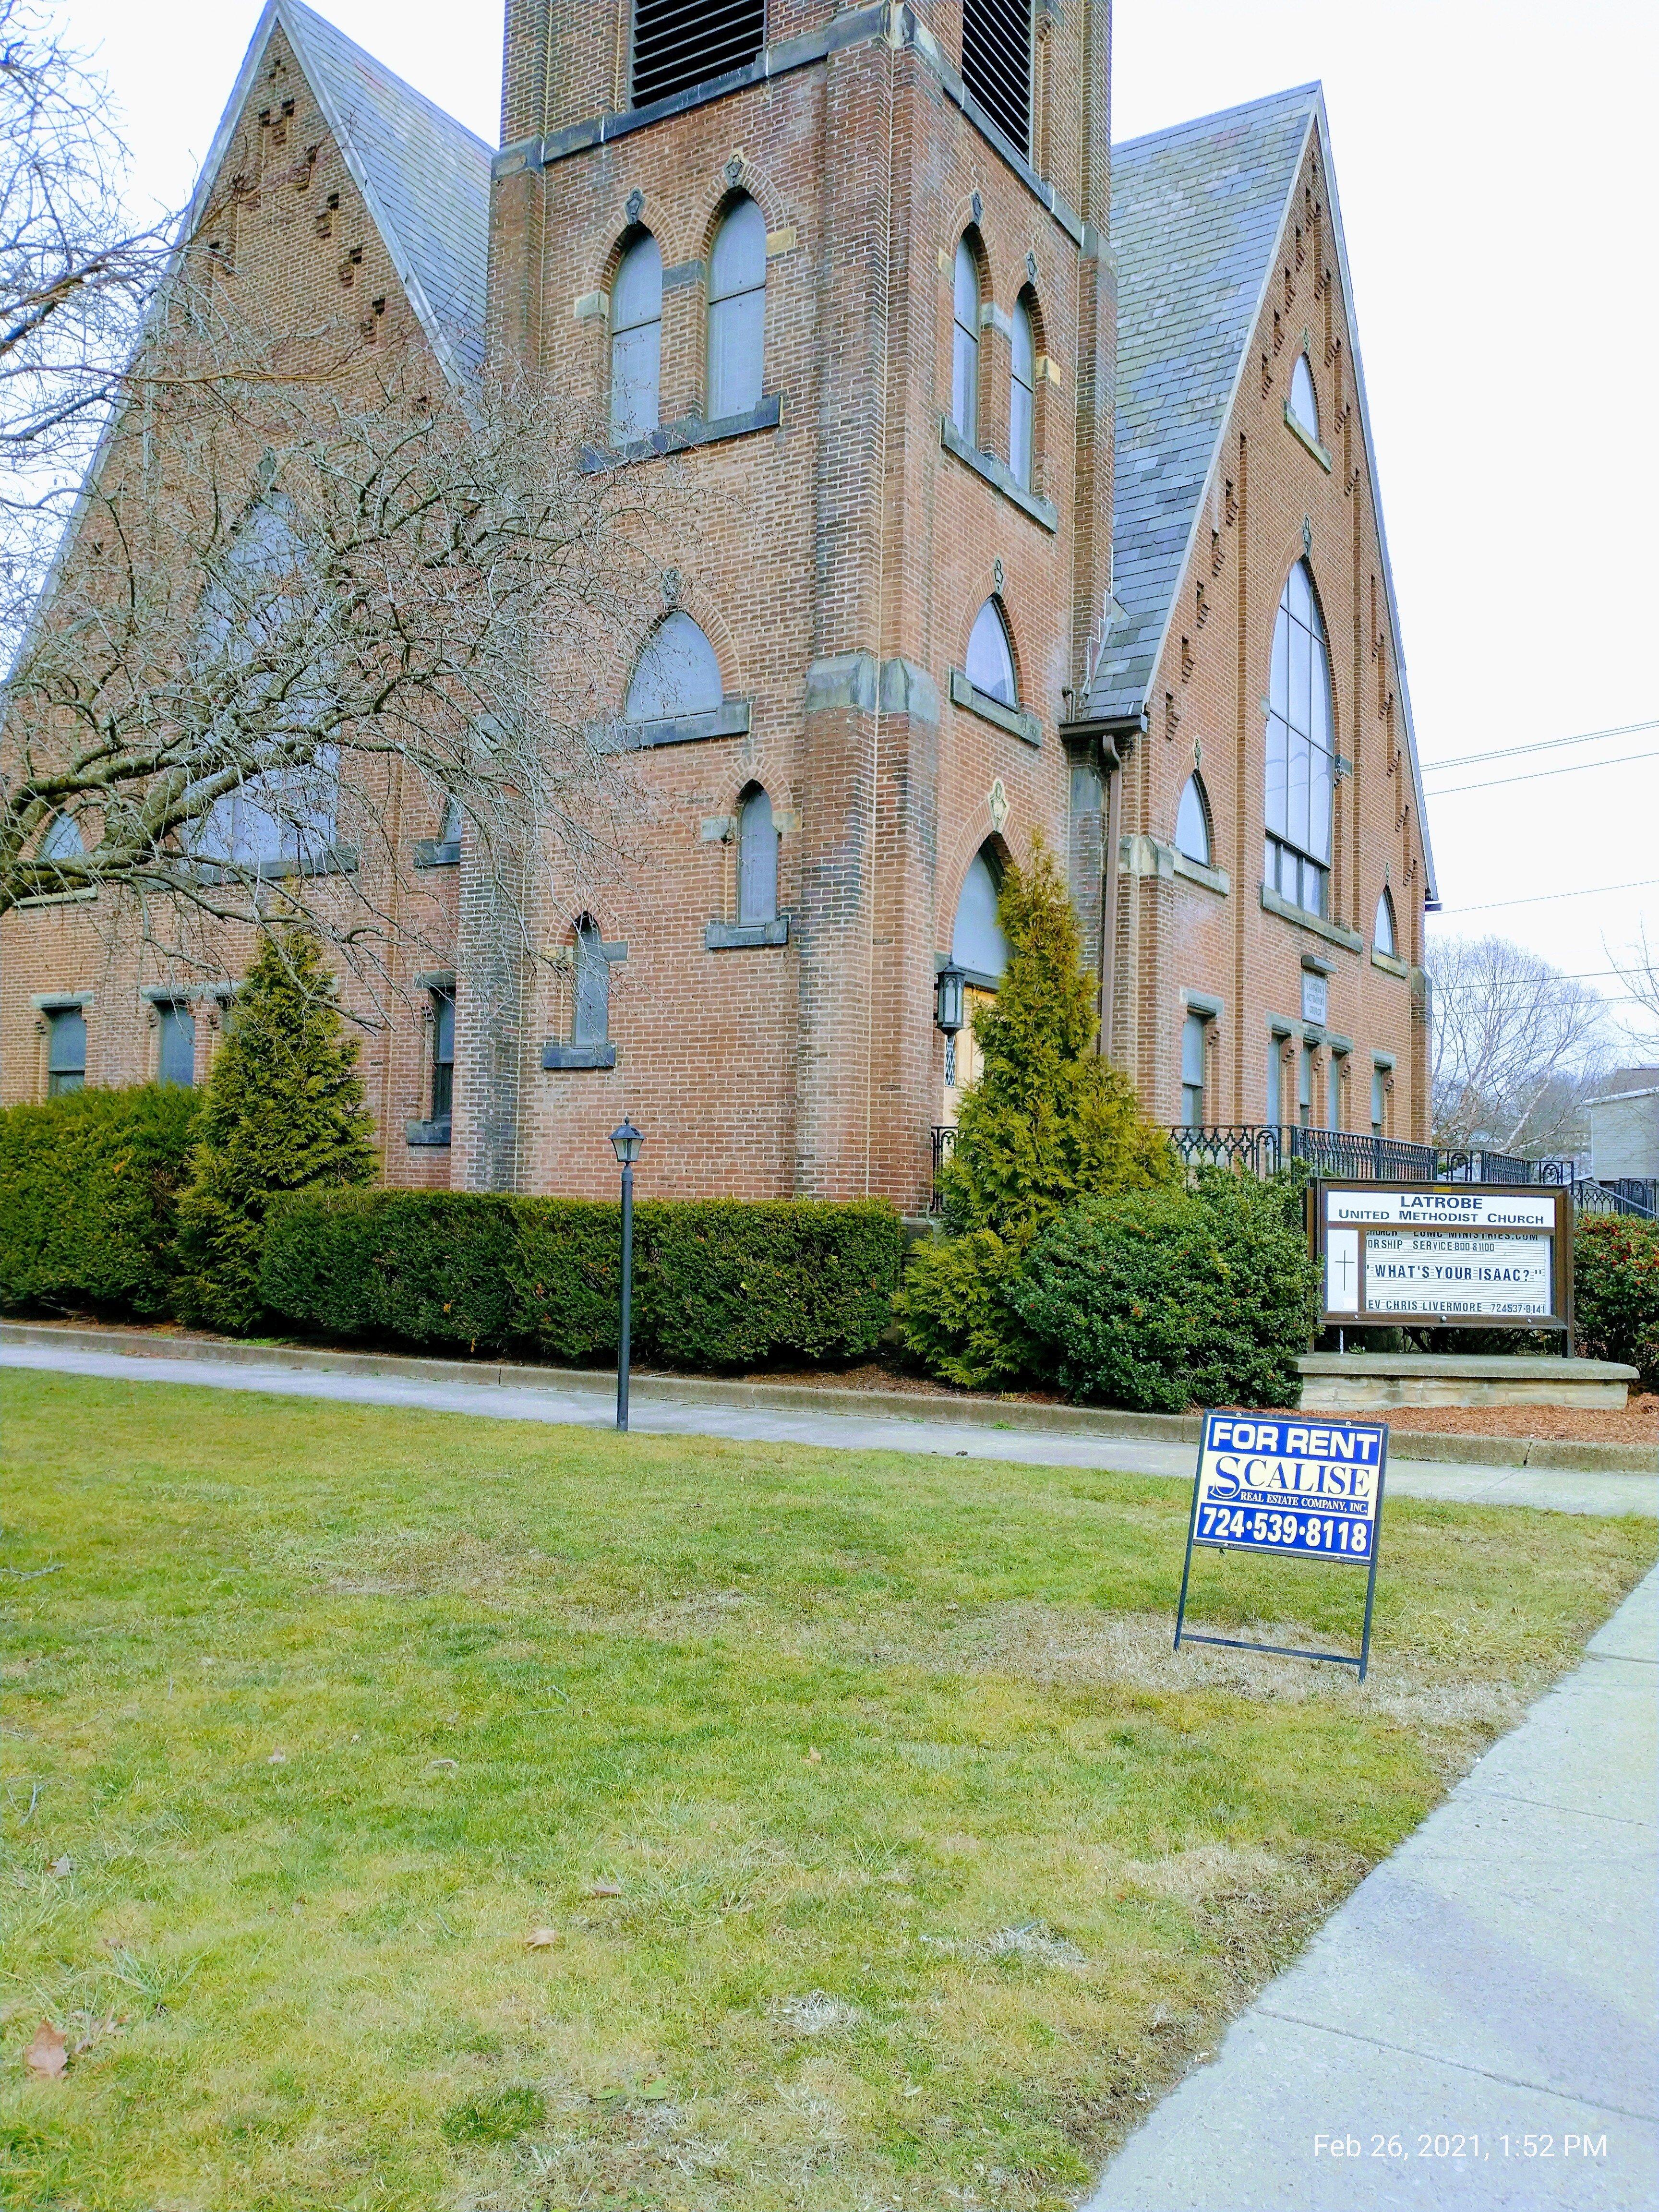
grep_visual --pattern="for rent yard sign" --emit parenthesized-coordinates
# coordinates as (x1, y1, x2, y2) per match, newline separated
(1173, 1411, 1390, 1678)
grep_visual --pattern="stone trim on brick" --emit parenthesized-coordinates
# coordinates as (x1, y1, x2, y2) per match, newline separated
(1173, 852, 1229, 896)
(413, 837, 460, 868)
(1283, 401, 1332, 471)
(541, 1041, 617, 1071)
(30, 991, 92, 1011)
(705, 916, 790, 950)
(1370, 946, 1409, 979)
(14, 887, 96, 910)
(608, 697, 752, 750)
(581, 395, 781, 472)
(938, 416, 1059, 532)
(948, 669, 1041, 746)
(1259, 883, 1363, 953)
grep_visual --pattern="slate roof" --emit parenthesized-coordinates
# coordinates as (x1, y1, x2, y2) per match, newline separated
(1087, 85, 1317, 727)
(1088, 82, 1436, 902)
(193, 0, 493, 386)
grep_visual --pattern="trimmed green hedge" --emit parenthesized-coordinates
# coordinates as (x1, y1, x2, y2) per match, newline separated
(261, 1188, 905, 1371)
(1575, 1214, 1659, 1392)
(0, 1085, 199, 1318)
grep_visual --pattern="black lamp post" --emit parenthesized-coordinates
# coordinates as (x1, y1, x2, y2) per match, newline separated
(609, 1117, 643, 1430)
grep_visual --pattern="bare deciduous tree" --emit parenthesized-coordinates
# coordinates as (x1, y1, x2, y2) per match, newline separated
(1, 0, 692, 1022)
(0, 0, 169, 660)
(1430, 932, 1610, 1157)
(1609, 922, 1659, 1052)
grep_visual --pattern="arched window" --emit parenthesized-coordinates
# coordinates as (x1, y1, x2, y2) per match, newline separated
(1289, 352, 1319, 442)
(1010, 294, 1035, 490)
(951, 236, 980, 442)
(736, 783, 778, 925)
(951, 846, 1009, 979)
(439, 795, 462, 845)
(624, 611, 722, 721)
(1175, 773, 1212, 866)
(610, 232, 662, 441)
(1374, 886, 1397, 957)
(573, 917, 610, 1046)
(964, 596, 1016, 707)
(1264, 560, 1334, 918)
(708, 195, 766, 419)
(39, 813, 84, 862)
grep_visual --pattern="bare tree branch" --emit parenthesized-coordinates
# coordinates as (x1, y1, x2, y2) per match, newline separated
(1430, 932, 1611, 1156)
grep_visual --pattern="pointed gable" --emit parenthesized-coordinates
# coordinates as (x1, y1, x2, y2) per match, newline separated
(193, 0, 493, 386)
(1089, 84, 1317, 727)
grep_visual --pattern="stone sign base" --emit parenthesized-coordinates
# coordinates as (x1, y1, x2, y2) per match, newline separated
(1298, 1351, 1638, 1412)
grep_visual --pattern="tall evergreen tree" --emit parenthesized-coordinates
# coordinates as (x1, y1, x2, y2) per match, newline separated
(902, 836, 1176, 1388)
(176, 926, 377, 1332)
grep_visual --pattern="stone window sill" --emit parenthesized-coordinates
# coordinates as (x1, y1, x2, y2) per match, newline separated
(583, 394, 781, 472)
(541, 1041, 616, 1071)
(31, 990, 93, 1011)
(706, 915, 790, 950)
(1284, 403, 1333, 471)
(1174, 852, 1230, 896)
(414, 839, 460, 868)
(1260, 883, 1363, 953)
(1370, 946, 1409, 979)
(16, 886, 97, 910)
(608, 697, 751, 750)
(190, 844, 358, 889)
(938, 416, 1058, 532)
(405, 1117, 452, 1147)
(948, 668, 1041, 746)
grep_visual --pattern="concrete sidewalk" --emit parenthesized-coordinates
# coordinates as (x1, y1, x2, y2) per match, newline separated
(1086, 1564, 1659, 2212)
(2, 1340, 1654, 1517)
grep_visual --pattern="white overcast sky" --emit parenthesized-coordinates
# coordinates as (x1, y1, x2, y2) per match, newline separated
(59, 0, 1659, 1048)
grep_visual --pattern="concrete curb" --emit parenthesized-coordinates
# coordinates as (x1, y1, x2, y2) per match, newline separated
(2, 1320, 1653, 1475)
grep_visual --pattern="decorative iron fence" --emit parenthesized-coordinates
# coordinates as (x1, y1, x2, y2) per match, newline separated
(1573, 1177, 1658, 1219)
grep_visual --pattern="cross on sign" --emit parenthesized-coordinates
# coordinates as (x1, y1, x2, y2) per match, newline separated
(1332, 1246, 1356, 1297)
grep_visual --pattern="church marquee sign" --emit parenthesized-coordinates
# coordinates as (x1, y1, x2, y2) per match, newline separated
(1310, 1181, 1574, 1336)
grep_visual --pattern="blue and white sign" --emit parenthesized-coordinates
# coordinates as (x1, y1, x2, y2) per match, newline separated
(1175, 1412, 1391, 1677)
(1191, 1412, 1386, 1559)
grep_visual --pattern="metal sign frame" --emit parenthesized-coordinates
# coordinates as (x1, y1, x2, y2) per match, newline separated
(1173, 1411, 1390, 1680)
(1308, 1179, 1574, 1338)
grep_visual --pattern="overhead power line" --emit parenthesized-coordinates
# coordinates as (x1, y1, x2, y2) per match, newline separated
(1427, 745, 1659, 797)
(1419, 715, 1659, 775)
(1433, 875, 1659, 915)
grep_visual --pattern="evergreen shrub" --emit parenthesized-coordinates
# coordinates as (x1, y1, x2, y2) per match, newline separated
(1574, 1214, 1659, 1391)
(0, 1084, 199, 1317)
(176, 928, 377, 1334)
(262, 1189, 904, 1371)
(1009, 1172, 1321, 1412)
(899, 836, 1177, 1388)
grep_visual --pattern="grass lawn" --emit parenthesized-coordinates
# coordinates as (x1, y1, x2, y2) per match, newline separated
(1, 1373, 1652, 2212)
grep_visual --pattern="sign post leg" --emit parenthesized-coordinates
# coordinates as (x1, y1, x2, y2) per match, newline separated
(1356, 1445, 1388, 1681)
(1172, 1469, 1203, 1653)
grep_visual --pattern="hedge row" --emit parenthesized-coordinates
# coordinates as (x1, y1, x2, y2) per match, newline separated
(0, 1086, 200, 1317)
(1575, 1213, 1659, 1391)
(259, 1187, 906, 1371)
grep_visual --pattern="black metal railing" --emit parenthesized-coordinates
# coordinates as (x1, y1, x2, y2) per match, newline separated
(1573, 1176, 1659, 1219)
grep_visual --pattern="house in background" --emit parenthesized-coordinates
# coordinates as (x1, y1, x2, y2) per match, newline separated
(1588, 1067, 1659, 1185)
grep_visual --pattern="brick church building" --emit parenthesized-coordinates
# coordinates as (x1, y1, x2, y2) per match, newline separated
(1, 0, 1437, 1214)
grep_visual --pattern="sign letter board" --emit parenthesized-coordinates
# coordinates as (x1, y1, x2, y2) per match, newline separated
(1173, 1410, 1389, 1678)
(1311, 1180, 1573, 1336)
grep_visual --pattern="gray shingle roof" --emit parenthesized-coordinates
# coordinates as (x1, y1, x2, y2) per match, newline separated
(1086, 85, 1318, 724)
(196, 1, 493, 386)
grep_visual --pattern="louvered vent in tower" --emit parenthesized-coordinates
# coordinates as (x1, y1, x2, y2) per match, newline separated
(631, 0, 767, 110)
(962, 0, 1033, 159)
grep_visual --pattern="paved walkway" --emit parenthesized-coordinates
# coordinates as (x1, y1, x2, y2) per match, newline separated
(1087, 1563, 1659, 2212)
(1, 1342, 1654, 1517)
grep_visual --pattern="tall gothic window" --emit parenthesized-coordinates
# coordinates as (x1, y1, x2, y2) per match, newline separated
(611, 232, 662, 441)
(574, 920, 610, 1046)
(1175, 773, 1212, 866)
(951, 237, 980, 442)
(962, 0, 1033, 159)
(707, 195, 767, 418)
(1374, 886, 1397, 956)
(1264, 560, 1334, 919)
(1288, 352, 1320, 441)
(952, 846, 1009, 978)
(1010, 294, 1035, 489)
(736, 784, 779, 925)
(631, 0, 765, 109)
(964, 597, 1017, 707)
(625, 612, 722, 722)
